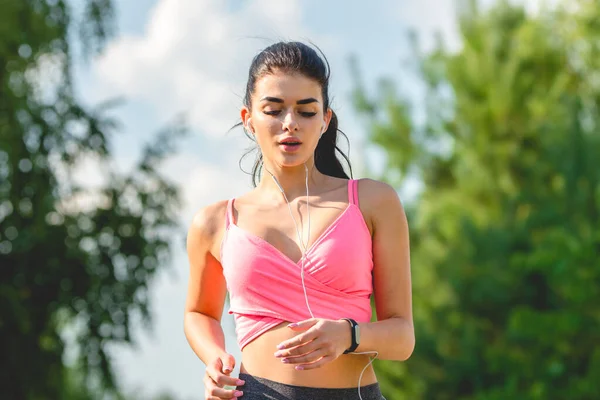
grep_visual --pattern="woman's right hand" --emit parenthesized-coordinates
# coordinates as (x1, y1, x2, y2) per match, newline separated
(204, 353, 245, 399)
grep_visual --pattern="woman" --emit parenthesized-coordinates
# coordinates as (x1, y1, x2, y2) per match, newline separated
(184, 41, 414, 400)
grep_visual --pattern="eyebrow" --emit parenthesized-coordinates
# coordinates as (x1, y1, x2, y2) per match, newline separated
(260, 96, 319, 105)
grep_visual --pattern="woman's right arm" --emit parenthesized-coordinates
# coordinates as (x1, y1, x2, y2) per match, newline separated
(184, 201, 244, 399)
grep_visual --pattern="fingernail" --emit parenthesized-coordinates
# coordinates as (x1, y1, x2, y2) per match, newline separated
(224, 367, 232, 373)
(281, 358, 289, 363)
(295, 366, 304, 370)
(274, 351, 282, 357)
(287, 323, 298, 328)
(277, 344, 284, 350)
(236, 379, 245, 385)
(234, 390, 243, 397)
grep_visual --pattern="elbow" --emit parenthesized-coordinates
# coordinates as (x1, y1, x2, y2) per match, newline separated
(183, 310, 194, 328)
(182, 310, 203, 339)
(376, 318, 415, 361)
(398, 331, 415, 361)
(183, 311, 193, 340)
(394, 321, 415, 361)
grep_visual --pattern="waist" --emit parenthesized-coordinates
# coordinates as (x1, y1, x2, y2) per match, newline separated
(236, 373, 384, 400)
(239, 321, 378, 389)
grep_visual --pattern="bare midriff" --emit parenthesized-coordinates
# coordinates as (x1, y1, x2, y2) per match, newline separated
(239, 321, 377, 388)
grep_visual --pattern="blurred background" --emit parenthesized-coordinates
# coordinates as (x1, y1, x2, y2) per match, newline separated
(2, 0, 599, 399)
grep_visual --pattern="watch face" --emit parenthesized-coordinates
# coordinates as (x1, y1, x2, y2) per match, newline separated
(355, 325, 360, 344)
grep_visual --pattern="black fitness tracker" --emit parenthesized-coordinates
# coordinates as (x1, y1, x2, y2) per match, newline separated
(342, 318, 360, 354)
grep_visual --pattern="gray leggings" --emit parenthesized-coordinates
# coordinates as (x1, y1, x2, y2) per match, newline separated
(236, 373, 386, 400)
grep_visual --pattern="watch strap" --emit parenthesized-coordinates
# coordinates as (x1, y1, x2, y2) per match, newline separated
(342, 318, 359, 354)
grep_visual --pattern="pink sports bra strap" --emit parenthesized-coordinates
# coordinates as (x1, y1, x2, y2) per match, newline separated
(225, 199, 235, 228)
(348, 179, 360, 206)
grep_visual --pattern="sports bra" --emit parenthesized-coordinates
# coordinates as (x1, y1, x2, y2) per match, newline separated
(220, 179, 374, 350)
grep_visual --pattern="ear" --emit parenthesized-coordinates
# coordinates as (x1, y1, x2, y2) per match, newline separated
(241, 107, 253, 134)
(322, 108, 333, 133)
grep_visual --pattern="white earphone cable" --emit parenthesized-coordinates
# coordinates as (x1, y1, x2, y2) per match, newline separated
(267, 163, 378, 400)
(268, 164, 314, 318)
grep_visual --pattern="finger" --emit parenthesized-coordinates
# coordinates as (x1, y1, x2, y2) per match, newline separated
(206, 368, 245, 388)
(220, 353, 236, 374)
(206, 385, 244, 399)
(281, 347, 327, 365)
(205, 374, 244, 399)
(275, 338, 320, 358)
(287, 318, 319, 331)
(204, 375, 213, 392)
(295, 355, 334, 371)
(277, 328, 319, 350)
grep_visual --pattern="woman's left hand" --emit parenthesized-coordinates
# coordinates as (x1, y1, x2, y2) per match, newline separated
(273, 318, 351, 370)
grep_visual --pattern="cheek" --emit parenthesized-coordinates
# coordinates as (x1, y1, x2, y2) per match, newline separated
(265, 118, 281, 132)
(253, 114, 280, 133)
(252, 116, 279, 149)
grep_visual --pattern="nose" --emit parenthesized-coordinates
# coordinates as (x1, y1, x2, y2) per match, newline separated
(281, 110, 299, 132)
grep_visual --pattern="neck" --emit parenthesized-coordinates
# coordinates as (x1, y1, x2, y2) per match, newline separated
(259, 159, 322, 200)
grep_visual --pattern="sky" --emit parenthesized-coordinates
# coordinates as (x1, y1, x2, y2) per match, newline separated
(71, 0, 548, 398)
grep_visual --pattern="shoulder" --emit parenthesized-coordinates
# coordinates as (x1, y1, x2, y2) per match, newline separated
(187, 199, 230, 256)
(189, 199, 229, 236)
(355, 178, 406, 229)
(356, 178, 402, 208)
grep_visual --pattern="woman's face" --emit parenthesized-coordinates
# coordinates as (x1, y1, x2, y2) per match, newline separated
(242, 70, 332, 169)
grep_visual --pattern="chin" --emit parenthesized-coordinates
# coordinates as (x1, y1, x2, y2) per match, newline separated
(276, 154, 310, 168)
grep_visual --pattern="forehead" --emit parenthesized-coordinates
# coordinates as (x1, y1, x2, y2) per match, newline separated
(253, 70, 322, 102)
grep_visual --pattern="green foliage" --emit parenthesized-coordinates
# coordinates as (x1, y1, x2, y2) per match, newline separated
(0, 1, 185, 398)
(354, 1, 600, 399)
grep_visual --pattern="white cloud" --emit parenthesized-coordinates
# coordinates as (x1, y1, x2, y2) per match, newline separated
(396, 0, 462, 53)
(160, 151, 250, 223)
(394, 0, 563, 55)
(91, 0, 328, 137)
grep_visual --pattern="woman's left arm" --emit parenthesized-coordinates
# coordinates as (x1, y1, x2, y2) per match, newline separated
(356, 179, 414, 361)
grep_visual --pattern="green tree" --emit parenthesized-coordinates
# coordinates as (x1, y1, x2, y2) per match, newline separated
(353, 1, 600, 399)
(0, 1, 184, 398)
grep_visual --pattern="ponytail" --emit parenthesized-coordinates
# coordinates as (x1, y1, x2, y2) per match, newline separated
(314, 111, 352, 179)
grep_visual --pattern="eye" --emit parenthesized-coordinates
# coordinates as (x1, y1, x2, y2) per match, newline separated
(263, 110, 281, 116)
(299, 112, 317, 117)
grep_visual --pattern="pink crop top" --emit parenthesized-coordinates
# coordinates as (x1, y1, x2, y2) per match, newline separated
(220, 179, 373, 350)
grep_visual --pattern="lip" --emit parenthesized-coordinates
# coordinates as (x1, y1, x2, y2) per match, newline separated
(278, 136, 302, 145)
(279, 143, 301, 153)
